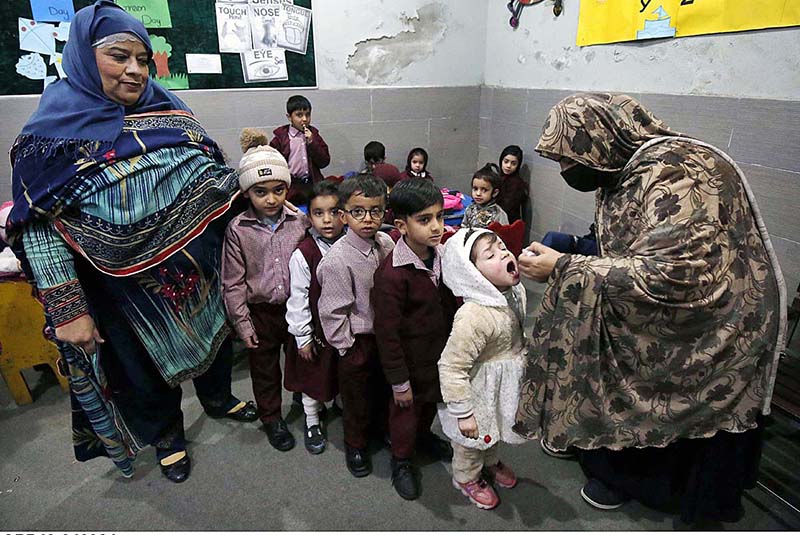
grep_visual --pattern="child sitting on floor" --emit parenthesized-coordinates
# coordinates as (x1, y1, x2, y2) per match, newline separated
(496, 145, 528, 224)
(399, 147, 434, 181)
(461, 164, 509, 229)
(362, 141, 386, 174)
(438, 227, 528, 510)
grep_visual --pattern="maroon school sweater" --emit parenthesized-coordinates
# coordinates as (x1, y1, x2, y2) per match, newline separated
(269, 124, 331, 184)
(371, 247, 459, 403)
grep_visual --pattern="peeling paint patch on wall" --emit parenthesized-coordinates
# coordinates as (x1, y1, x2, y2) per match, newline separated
(347, 3, 447, 84)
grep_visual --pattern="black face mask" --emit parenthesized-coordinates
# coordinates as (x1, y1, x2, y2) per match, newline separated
(560, 165, 616, 192)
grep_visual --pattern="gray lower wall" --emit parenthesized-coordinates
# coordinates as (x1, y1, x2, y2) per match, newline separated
(0, 86, 481, 201)
(1, 85, 797, 294)
(479, 86, 800, 298)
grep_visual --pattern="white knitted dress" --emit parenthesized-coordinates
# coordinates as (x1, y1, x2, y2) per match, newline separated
(437, 228, 529, 450)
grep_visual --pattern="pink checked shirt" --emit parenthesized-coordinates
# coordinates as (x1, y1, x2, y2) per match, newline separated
(317, 228, 395, 354)
(287, 126, 310, 179)
(222, 206, 310, 340)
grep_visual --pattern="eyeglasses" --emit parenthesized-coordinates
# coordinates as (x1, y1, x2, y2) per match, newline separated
(343, 207, 385, 221)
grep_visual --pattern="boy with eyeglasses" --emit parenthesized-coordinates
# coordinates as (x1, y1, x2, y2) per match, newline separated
(317, 175, 395, 478)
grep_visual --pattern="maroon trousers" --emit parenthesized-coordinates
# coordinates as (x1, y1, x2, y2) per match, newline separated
(248, 302, 290, 424)
(339, 334, 389, 449)
(388, 399, 437, 459)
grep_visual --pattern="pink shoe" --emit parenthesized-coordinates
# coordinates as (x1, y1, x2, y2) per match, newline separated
(484, 460, 517, 488)
(452, 477, 500, 510)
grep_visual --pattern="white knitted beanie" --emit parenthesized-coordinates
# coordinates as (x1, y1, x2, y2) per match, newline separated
(238, 145, 291, 192)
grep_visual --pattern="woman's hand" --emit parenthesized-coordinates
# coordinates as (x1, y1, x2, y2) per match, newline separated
(518, 242, 564, 282)
(55, 314, 104, 354)
(458, 415, 479, 439)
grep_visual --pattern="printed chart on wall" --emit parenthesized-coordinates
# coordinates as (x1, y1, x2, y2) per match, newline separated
(0, 0, 316, 96)
(577, 0, 800, 46)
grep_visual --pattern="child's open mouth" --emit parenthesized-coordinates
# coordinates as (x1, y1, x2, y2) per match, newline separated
(506, 259, 518, 275)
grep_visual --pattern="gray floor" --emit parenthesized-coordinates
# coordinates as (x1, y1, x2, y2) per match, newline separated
(0, 281, 797, 530)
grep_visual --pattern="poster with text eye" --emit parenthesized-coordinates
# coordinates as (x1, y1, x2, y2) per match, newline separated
(577, 0, 800, 47)
(0, 0, 316, 95)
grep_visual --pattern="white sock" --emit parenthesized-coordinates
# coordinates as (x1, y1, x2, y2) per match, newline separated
(303, 394, 322, 427)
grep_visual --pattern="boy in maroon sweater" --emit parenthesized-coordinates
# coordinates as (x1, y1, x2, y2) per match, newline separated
(270, 95, 331, 205)
(372, 179, 459, 500)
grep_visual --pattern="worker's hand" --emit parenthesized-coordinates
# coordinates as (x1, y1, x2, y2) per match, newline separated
(55, 314, 104, 355)
(518, 242, 564, 282)
(458, 415, 479, 439)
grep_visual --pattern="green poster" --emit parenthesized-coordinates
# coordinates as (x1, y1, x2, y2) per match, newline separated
(116, 0, 173, 29)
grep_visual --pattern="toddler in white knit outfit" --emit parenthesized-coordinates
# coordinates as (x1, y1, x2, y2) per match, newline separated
(438, 227, 529, 510)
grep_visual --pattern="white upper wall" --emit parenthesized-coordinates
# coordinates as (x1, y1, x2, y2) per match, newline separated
(313, 0, 486, 88)
(482, 2, 800, 100)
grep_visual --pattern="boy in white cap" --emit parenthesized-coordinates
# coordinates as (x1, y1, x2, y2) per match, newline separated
(222, 129, 310, 451)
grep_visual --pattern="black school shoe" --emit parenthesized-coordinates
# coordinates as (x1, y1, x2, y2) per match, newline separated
(580, 478, 627, 510)
(391, 457, 420, 500)
(417, 431, 453, 461)
(304, 422, 326, 454)
(345, 444, 372, 477)
(160, 455, 191, 484)
(264, 418, 296, 451)
(209, 400, 259, 422)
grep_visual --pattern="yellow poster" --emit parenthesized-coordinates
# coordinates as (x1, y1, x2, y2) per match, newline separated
(577, 0, 800, 46)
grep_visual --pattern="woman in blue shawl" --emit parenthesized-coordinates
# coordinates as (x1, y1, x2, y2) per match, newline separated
(8, 1, 257, 483)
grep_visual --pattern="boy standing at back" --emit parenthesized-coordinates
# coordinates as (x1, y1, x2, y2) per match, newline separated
(222, 138, 310, 452)
(317, 175, 395, 478)
(270, 95, 331, 205)
(372, 179, 458, 500)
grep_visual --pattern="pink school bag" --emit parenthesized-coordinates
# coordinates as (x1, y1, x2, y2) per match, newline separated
(441, 189, 464, 211)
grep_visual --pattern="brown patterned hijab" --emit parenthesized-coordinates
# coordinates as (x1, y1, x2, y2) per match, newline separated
(535, 93, 683, 172)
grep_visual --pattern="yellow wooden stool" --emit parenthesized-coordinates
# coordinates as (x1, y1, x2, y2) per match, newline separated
(0, 279, 69, 405)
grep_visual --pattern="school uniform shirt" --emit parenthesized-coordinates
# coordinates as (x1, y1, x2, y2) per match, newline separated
(287, 125, 310, 179)
(317, 228, 395, 355)
(221, 205, 310, 341)
(285, 228, 338, 349)
(398, 170, 434, 182)
(372, 238, 458, 403)
(269, 124, 331, 184)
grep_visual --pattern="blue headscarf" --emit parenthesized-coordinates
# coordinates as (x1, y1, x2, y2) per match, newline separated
(20, 0, 190, 143)
(9, 0, 194, 238)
